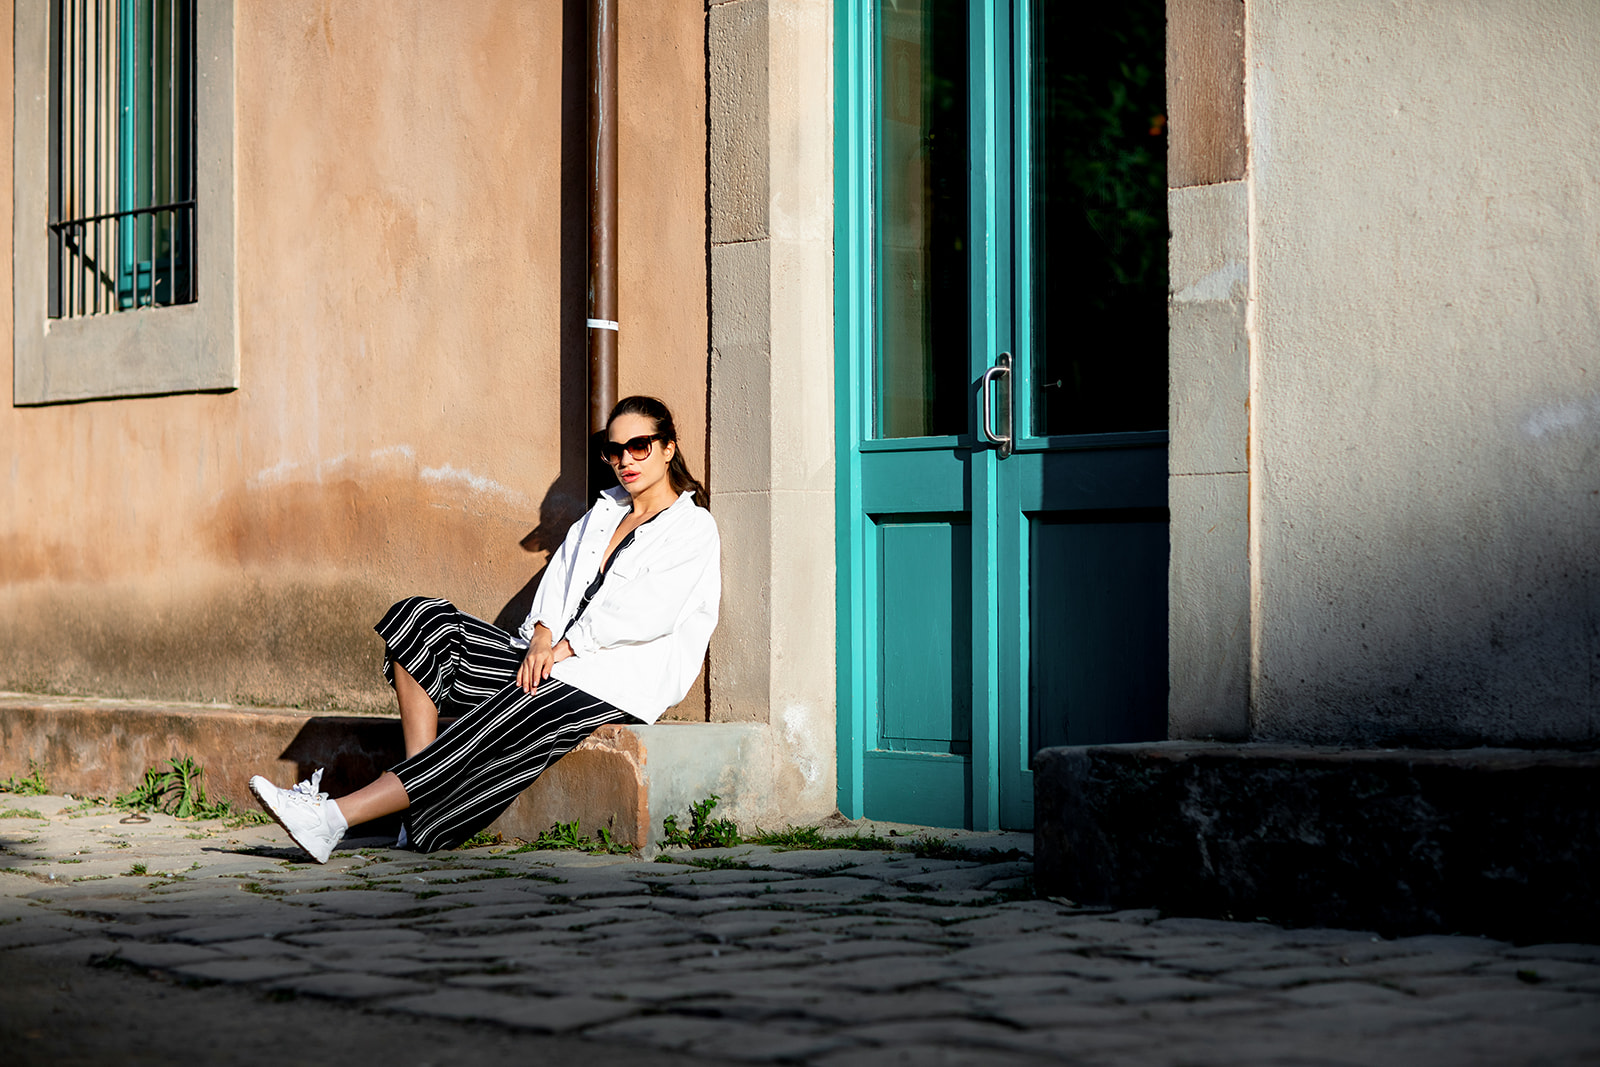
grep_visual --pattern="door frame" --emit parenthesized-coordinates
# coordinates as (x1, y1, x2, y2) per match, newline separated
(835, 0, 1011, 829)
(836, 0, 1174, 830)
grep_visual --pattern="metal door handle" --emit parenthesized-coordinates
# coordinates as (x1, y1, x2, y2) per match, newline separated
(979, 352, 1014, 459)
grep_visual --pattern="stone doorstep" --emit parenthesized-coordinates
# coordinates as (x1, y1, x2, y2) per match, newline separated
(0, 692, 770, 850)
(1033, 741, 1600, 943)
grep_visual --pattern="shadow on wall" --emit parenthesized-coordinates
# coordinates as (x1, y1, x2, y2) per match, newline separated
(1252, 456, 1600, 748)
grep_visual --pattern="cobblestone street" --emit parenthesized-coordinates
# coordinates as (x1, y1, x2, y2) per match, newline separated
(2, 791, 1598, 1065)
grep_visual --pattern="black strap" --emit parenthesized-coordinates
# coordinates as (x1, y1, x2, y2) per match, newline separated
(562, 511, 663, 635)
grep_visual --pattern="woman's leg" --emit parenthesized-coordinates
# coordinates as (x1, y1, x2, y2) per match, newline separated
(254, 597, 536, 861)
(332, 771, 411, 827)
(391, 679, 631, 853)
(393, 661, 440, 758)
(375, 596, 527, 758)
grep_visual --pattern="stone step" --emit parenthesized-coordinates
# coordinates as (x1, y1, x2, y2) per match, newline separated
(1033, 740, 1600, 942)
(0, 692, 770, 849)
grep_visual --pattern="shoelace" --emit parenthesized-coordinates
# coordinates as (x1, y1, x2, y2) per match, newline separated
(289, 768, 327, 805)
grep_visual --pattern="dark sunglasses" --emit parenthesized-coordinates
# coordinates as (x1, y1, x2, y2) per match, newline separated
(600, 433, 664, 465)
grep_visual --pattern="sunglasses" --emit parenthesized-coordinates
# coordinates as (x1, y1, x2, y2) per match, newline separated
(599, 433, 665, 465)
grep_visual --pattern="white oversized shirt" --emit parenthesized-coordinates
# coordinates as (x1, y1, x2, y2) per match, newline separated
(518, 487, 720, 724)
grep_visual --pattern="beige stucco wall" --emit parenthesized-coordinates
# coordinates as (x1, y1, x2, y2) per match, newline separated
(2, 0, 709, 715)
(1244, 0, 1600, 744)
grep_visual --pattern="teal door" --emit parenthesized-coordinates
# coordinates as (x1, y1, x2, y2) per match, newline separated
(837, 0, 1169, 830)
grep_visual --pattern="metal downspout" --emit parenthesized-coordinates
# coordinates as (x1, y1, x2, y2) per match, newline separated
(586, 0, 619, 488)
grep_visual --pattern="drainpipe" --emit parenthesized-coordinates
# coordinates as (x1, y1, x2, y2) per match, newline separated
(586, 0, 619, 472)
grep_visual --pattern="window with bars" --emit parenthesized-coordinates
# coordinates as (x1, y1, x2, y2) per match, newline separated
(49, 0, 196, 319)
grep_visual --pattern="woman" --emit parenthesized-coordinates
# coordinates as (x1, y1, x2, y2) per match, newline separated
(249, 396, 720, 862)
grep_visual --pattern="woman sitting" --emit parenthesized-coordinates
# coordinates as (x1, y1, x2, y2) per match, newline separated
(249, 396, 720, 861)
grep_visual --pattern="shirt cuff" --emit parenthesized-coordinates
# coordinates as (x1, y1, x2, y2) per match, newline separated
(563, 622, 600, 658)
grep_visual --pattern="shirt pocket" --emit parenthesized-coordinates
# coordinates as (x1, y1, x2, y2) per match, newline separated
(607, 555, 646, 584)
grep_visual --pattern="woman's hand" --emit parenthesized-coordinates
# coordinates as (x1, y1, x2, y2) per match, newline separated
(516, 626, 575, 694)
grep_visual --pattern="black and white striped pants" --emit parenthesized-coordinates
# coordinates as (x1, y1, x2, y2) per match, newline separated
(375, 596, 633, 853)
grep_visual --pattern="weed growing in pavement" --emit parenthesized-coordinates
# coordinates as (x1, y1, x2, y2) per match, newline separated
(57, 858, 82, 864)
(0, 761, 50, 796)
(456, 828, 503, 849)
(660, 795, 741, 849)
(750, 822, 1027, 865)
(125, 863, 148, 876)
(908, 835, 956, 858)
(0, 808, 45, 820)
(113, 756, 271, 825)
(750, 825, 827, 850)
(657, 854, 768, 871)
(505, 819, 633, 855)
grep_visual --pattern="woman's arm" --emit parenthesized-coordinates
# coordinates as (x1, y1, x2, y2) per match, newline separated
(519, 512, 587, 643)
(515, 624, 575, 694)
(516, 510, 594, 692)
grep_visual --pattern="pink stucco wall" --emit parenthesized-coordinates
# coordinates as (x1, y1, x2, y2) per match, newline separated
(1, 0, 710, 716)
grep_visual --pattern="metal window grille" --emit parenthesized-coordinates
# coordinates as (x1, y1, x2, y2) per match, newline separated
(49, 0, 196, 319)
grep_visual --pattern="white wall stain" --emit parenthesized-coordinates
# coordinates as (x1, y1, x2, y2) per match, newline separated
(317, 453, 351, 480)
(781, 703, 823, 784)
(1175, 260, 1247, 305)
(250, 458, 301, 488)
(249, 444, 411, 487)
(419, 464, 526, 504)
(248, 446, 523, 504)
(1522, 397, 1600, 439)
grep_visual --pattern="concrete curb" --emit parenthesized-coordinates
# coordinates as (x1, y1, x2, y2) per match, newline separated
(0, 693, 773, 849)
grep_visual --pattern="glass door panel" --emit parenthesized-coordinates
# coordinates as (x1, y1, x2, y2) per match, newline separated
(874, 0, 970, 440)
(1028, 0, 1167, 437)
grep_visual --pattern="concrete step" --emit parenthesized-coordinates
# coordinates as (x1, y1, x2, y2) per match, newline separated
(1033, 741, 1600, 942)
(0, 692, 770, 850)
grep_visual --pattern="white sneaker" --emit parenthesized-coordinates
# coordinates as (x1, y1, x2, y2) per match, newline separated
(248, 769, 346, 864)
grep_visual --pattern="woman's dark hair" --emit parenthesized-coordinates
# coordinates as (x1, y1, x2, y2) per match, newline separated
(607, 395, 707, 508)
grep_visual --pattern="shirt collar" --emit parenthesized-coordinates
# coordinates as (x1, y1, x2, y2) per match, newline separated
(599, 486, 694, 512)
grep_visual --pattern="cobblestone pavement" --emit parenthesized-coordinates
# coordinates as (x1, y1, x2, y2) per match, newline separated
(3, 791, 1598, 1065)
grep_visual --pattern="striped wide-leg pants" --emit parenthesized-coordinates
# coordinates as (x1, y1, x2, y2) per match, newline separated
(375, 596, 633, 853)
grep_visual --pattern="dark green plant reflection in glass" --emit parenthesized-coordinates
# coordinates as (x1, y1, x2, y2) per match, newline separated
(1031, 0, 1167, 436)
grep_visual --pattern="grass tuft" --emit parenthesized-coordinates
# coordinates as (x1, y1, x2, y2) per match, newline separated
(113, 756, 270, 825)
(506, 820, 633, 855)
(660, 795, 741, 850)
(0, 760, 50, 796)
(456, 828, 503, 850)
(750, 825, 827, 850)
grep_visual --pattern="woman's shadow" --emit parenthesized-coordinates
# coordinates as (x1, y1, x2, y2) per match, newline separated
(491, 438, 618, 631)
